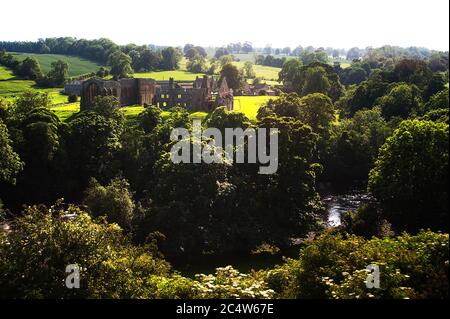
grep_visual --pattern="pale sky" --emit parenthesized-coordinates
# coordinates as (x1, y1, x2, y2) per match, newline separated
(1, 0, 449, 51)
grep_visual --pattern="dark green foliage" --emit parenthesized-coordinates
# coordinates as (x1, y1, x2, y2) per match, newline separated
(220, 63, 243, 91)
(265, 231, 448, 299)
(0, 203, 171, 298)
(368, 120, 449, 232)
(138, 105, 163, 133)
(68, 94, 78, 103)
(108, 51, 133, 79)
(83, 177, 135, 231)
(339, 64, 368, 86)
(279, 62, 343, 101)
(425, 87, 449, 112)
(324, 107, 392, 184)
(16, 57, 42, 80)
(375, 82, 422, 120)
(393, 58, 433, 89)
(341, 71, 391, 116)
(0, 121, 23, 184)
(161, 47, 182, 70)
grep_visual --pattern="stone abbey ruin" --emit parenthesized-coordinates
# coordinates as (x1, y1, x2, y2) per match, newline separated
(77, 75, 234, 112)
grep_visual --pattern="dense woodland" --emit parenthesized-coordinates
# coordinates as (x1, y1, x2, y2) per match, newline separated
(0, 38, 449, 299)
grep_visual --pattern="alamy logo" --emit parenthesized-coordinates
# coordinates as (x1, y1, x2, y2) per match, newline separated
(365, 264, 380, 289)
(65, 264, 80, 289)
(170, 119, 279, 174)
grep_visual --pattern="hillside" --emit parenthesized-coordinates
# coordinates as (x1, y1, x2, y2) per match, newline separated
(10, 52, 104, 76)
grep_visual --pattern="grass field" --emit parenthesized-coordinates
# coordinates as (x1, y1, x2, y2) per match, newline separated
(233, 96, 276, 119)
(134, 70, 205, 81)
(49, 96, 276, 123)
(0, 65, 67, 104)
(0, 65, 14, 80)
(233, 61, 281, 82)
(10, 52, 104, 76)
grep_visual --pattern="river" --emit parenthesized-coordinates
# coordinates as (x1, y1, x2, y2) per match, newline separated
(321, 190, 372, 227)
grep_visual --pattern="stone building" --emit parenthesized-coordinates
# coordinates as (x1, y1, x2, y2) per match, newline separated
(154, 75, 233, 111)
(80, 78, 156, 111)
(80, 75, 233, 112)
(63, 81, 83, 96)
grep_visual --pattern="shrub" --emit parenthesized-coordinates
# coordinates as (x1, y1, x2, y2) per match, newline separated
(263, 231, 449, 299)
(68, 94, 78, 103)
(0, 203, 170, 298)
(194, 266, 275, 299)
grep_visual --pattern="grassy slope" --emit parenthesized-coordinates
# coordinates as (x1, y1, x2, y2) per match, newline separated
(0, 66, 66, 104)
(233, 61, 281, 82)
(10, 52, 103, 76)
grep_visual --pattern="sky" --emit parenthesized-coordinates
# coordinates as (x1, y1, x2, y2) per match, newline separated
(1, 0, 449, 51)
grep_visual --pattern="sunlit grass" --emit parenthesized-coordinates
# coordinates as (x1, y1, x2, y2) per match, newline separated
(10, 52, 104, 76)
(233, 96, 277, 120)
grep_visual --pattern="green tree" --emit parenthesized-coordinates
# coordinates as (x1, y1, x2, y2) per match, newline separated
(324, 107, 391, 183)
(83, 177, 135, 231)
(139, 49, 162, 72)
(243, 61, 256, 79)
(393, 58, 433, 89)
(301, 66, 331, 96)
(161, 47, 182, 70)
(278, 59, 302, 90)
(298, 93, 335, 134)
(0, 203, 170, 298)
(0, 121, 23, 184)
(108, 51, 133, 79)
(67, 109, 124, 190)
(425, 87, 449, 112)
(14, 91, 51, 115)
(138, 105, 163, 133)
(46, 60, 69, 87)
(368, 120, 449, 232)
(186, 54, 207, 73)
(17, 57, 42, 80)
(376, 83, 422, 119)
(220, 63, 242, 91)
(214, 47, 229, 59)
(340, 64, 368, 86)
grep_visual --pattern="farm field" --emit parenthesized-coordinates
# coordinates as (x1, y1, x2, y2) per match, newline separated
(10, 52, 104, 76)
(233, 96, 276, 119)
(233, 61, 281, 82)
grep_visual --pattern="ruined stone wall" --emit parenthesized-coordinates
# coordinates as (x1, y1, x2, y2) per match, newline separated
(80, 79, 121, 111)
(137, 79, 156, 106)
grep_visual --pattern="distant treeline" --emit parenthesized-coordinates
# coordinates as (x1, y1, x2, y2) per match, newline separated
(0, 38, 183, 74)
(0, 38, 117, 64)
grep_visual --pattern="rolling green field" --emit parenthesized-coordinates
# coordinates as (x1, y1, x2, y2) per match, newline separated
(0, 66, 67, 104)
(234, 61, 281, 82)
(10, 52, 104, 76)
(0, 65, 14, 80)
